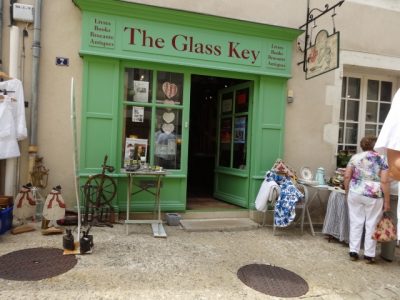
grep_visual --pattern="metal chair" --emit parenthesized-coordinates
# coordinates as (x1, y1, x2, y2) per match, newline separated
(263, 183, 313, 235)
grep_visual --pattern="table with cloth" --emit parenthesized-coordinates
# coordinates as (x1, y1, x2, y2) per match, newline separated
(322, 188, 349, 243)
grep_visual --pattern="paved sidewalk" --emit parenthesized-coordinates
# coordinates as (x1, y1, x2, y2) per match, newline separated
(1, 222, 400, 299)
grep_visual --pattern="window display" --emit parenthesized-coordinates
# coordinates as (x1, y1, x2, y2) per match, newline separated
(123, 68, 184, 170)
(156, 72, 183, 105)
(125, 68, 152, 102)
(154, 108, 182, 169)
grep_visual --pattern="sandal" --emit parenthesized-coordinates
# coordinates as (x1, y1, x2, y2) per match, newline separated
(349, 252, 359, 261)
(364, 255, 375, 264)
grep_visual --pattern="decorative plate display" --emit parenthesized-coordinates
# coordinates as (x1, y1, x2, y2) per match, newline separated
(300, 167, 313, 181)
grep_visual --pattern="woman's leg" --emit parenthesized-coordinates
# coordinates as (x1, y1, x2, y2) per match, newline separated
(348, 191, 365, 254)
(364, 196, 384, 258)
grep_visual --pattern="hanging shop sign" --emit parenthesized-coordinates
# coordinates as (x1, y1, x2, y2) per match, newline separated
(305, 30, 339, 79)
(297, 0, 344, 80)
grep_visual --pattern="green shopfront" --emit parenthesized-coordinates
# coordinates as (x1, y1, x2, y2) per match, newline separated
(73, 0, 301, 213)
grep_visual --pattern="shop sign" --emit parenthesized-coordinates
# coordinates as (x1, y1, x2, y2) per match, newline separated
(306, 30, 339, 79)
(88, 16, 115, 49)
(83, 13, 292, 76)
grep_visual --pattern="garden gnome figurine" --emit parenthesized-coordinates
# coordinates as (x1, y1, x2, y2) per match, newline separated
(11, 183, 36, 234)
(42, 185, 66, 234)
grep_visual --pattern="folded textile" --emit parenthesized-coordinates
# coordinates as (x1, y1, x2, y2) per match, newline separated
(255, 180, 280, 212)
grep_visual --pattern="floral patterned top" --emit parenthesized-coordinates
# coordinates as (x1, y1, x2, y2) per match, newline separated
(347, 151, 388, 198)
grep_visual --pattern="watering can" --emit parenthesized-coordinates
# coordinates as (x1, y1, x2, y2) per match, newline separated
(315, 167, 326, 185)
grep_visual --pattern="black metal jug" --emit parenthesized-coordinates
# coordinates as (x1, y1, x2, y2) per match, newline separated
(63, 229, 75, 251)
(80, 227, 94, 254)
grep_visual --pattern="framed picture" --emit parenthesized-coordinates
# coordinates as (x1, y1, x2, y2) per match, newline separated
(222, 98, 232, 113)
(132, 106, 144, 122)
(234, 117, 246, 144)
(124, 138, 148, 167)
(133, 80, 149, 102)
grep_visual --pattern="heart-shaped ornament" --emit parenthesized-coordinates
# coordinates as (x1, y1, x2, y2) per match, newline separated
(162, 123, 175, 134)
(162, 82, 178, 99)
(163, 112, 175, 123)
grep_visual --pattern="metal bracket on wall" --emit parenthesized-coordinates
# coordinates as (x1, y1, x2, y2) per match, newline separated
(297, 0, 345, 73)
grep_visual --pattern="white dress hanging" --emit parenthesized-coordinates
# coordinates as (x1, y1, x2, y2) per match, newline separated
(0, 78, 27, 159)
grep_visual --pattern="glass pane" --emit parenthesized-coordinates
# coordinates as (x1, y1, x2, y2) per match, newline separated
(154, 108, 182, 169)
(122, 106, 152, 168)
(367, 80, 378, 100)
(344, 145, 357, 156)
(346, 100, 359, 121)
(365, 101, 377, 122)
(219, 117, 232, 167)
(364, 124, 377, 137)
(339, 99, 345, 120)
(345, 123, 358, 144)
(125, 68, 153, 102)
(348, 77, 360, 99)
(235, 88, 249, 113)
(381, 81, 393, 102)
(379, 103, 391, 123)
(338, 122, 344, 143)
(156, 72, 184, 105)
(233, 117, 247, 169)
(221, 92, 233, 115)
(341, 77, 347, 98)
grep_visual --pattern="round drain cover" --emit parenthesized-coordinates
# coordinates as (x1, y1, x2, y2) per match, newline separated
(237, 263, 309, 297)
(0, 247, 77, 281)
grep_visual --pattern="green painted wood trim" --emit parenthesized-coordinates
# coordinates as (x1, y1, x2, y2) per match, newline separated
(73, 0, 302, 40)
(73, 0, 301, 77)
(79, 57, 120, 173)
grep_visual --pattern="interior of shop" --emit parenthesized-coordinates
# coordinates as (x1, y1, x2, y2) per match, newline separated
(186, 74, 248, 210)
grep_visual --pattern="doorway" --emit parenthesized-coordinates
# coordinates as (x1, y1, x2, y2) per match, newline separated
(187, 74, 248, 210)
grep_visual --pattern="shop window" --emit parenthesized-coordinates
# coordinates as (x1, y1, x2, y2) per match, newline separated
(156, 71, 183, 105)
(218, 86, 249, 169)
(122, 106, 152, 168)
(123, 68, 184, 170)
(154, 108, 182, 169)
(337, 75, 394, 167)
(125, 68, 153, 103)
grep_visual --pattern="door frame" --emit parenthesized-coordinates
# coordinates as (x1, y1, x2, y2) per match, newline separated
(214, 81, 254, 208)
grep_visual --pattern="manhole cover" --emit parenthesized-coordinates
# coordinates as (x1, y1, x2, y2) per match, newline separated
(237, 263, 309, 298)
(0, 247, 77, 281)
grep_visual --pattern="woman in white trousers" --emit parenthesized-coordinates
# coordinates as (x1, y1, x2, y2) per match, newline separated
(344, 136, 390, 264)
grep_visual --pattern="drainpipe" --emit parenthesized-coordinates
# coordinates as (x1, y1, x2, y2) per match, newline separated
(4, 25, 20, 197)
(28, 0, 42, 182)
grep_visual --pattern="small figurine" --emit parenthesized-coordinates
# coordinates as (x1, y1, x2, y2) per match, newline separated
(11, 183, 36, 234)
(42, 185, 65, 234)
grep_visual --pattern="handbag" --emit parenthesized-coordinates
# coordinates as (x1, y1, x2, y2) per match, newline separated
(372, 213, 397, 242)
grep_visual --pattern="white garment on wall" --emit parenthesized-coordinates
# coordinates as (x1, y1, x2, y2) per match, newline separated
(0, 78, 27, 159)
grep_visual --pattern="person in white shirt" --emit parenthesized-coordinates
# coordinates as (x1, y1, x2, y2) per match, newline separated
(375, 88, 400, 181)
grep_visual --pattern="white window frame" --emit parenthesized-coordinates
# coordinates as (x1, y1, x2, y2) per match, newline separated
(339, 72, 396, 154)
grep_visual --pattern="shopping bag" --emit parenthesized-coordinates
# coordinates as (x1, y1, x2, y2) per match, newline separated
(372, 214, 397, 242)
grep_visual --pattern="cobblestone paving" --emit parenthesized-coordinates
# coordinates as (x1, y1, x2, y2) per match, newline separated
(0, 222, 399, 299)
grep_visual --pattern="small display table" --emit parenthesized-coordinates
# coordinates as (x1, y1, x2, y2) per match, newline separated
(322, 188, 349, 243)
(125, 170, 167, 238)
